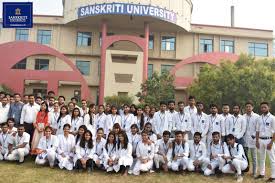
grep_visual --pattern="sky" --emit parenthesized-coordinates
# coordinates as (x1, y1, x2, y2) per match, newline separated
(0, 0, 274, 33)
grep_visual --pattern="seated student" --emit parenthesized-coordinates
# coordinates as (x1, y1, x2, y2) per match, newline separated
(0, 123, 10, 160)
(75, 125, 87, 146)
(57, 124, 75, 171)
(221, 134, 248, 183)
(154, 130, 172, 172)
(133, 131, 155, 175)
(5, 124, 30, 163)
(75, 130, 94, 173)
(93, 128, 106, 169)
(144, 122, 157, 143)
(103, 131, 117, 172)
(35, 126, 59, 168)
(169, 131, 189, 172)
(127, 124, 141, 174)
(113, 131, 133, 176)
(204, 131, 229, 176)
(187, 132, 209, 172)
(7, 118, 17, 135)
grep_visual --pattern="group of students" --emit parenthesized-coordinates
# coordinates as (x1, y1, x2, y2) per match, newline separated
(0, 91, 274, 182)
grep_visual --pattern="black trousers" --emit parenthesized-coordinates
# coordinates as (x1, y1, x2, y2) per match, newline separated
(76, 159, 93, 170)
(24, 122, 34, 144)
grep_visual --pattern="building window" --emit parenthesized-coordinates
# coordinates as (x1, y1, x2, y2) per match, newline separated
(99, 32, 114, 47)
(161, 36, 176, 51)
(149, 35, 154, 50)
(37, 30, 51, 45)
(12, 59, 27, 69)
(248, 42, 268, 57)
(220, 40, 234, 53)
(76, 61, 90, 75)
(15, 29, 29, 41)
(77, 32, 92, 46)
(33, 89, 47, 99)
(148, 64, 153, 78)
(200, 38, 213, 53)
(35, 59, 49, 70)
(161, 64, 174, 73)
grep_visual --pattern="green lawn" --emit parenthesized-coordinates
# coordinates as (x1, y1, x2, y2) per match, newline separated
(0, 157, 271, 183)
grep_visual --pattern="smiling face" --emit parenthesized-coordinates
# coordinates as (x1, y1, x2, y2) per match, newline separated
(45, 128, 52, 138)
(84, 132, 91, 141)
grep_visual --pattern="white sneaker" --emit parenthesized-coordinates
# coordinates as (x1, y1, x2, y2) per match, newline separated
(237, 175, 243, 183)
(128, 170, 133, 174)
(149, 170, 155, 173)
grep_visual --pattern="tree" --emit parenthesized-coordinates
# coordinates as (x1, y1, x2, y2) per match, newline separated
(187, 54, 275, 112)
(104, 95, 134, 107)
(136, 70, 175, 107)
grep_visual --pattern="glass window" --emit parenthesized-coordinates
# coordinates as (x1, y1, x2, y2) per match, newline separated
(161, 36, 176, 51)
(15, 29, 29, 41)
(220, 40, 234, 53)
(35, 59, 49, 70)
(37, 30, 51, 45)
(76, 61, 90, 75)
(77, 32, 91, 46)
(148, 64, 153, 78)
(12, 59, 27, 69)
(200, 38, 213, 53)
(99, 32, 114, 47)
(149, 35, 154, 50)
(161, 64, 174, 73)
(248, 42, 268, 57)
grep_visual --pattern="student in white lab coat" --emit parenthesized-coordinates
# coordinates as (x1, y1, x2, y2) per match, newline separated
(70, 108, 84, 136)
(133, 107, 145, 131)
(133, 130, 155, 175)
(144, 122, 158, 143)
(121, 104, 135, 133)
(113, 131, 133, 176)
(170, 131, 189, 172)
(93, 128, 106, 169)
(222, 134, 248, 183)
(56, 106, 71, 135)
(57, 124, 75, 171)
(103, 131, 117, 172)
(49, 102, 60, 135)
(184, 96, 197, 116)
(75, 130, 95, 173)
(143, 105, 152, 124)
(168, 100, 177, 137)
(35, 126, 59, 168)
(154, 130, 172, 172)
(106, 106, 121, 135)
(95, 105, 107, 136)
(7, 118, 17, 135)
(0, 123, 10, 160)
(153, 101, 172, 139)
(75, 125, 87, 146)
(84, 104, 96, 138)
(187, 132, 209, 172)
(204, 131, 229, 176)
(5, 124, 30, 163)
(221, 103, 232, 140)
(113, 123, 122, 142)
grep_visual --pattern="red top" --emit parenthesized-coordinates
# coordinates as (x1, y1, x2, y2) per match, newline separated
(34, 111, 49, 128)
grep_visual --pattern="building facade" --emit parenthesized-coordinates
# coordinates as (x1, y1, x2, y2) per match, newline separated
(0, 0, 273, 104)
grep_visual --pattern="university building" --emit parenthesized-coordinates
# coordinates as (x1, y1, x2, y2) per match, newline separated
(0, 0, 273, 104)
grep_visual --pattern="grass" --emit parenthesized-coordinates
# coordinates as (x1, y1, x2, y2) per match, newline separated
(0, 156, 271, 183)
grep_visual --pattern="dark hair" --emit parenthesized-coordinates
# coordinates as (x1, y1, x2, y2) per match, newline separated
(130, 124, 139, 132)
(117, 131, 129, 149)
(105, 131, 116, 150)
(163, 130, 171, 136)
(160, 101, 167, 106)
(40, 101, 49, 113)
(63, 123, 71, 129)
(130, 104, 137, 115)
(175, 130, 184, 136)
(13, 93, 21, 97)
(1, 122, 8, 127)
(48, 91, 55, 95)
(194, 132, 202, 138)
(222, 103, 230, 107)
(72, 107, 81, 119)
(18, 124, 25, 128)
(97, 127, 104, 133)
(135, 107, 145, 130)
(36, 96, 42, 100)
(88, 103, 96, 125)
(245, 100, 254, 106)
(232, 103, 241, 109)
(71, 97, 78, 102)
(75, 125, 87, 144)
(113, 123, 121, 132)
(28, 94, 35, 98)
(209, 103, 218, 108)
(7, 118, 15, 123)
(178, 101, 184, 105)
(58, 96, 66, 101)
(260, 101, 269, 106)
(98, 104, 105, 110)
(144, 122, 153, 134)
(49, 96, 55, 100)
(188, 96, 195, 100)
(226, 134, 235, 140)
(212, 131, 220, 136)
(44, 126, 52, 131)
(57, 105, 69, 123)
(110, 105, 119, 115)
(196, 101, 204, 106)
(168, 100, 175, 105)
(80, 130, 93, 149)
(141, 130, 148, 135)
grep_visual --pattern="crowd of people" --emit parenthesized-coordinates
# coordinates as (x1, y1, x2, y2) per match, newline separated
(0, 91, 274, 182)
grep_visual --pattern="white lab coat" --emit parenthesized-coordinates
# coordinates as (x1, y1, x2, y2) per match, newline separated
(152, 111, 173, 136)
(57, 134, 75, 170)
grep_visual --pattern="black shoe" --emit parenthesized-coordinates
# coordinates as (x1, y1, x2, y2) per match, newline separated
(255, 175, 265, 179)
(155, 168, 160, 173)
(266, 178, 275, 182)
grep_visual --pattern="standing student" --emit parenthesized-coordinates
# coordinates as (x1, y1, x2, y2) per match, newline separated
(130, 104, 137, 115)
(208, 104, 225, 145)
(93, 128, 106, 169)
(168, 100, 177, 136)
(128, 124, 141, 174)
(143, 105, 152, 124)
(154, 131, 172, 172)
(227, 104, 246, 146)
(191, 102, 209, 143)
(5, 125, 30, 163)
(35, 126, 59, 168)
(31, 101, 50, 154)
(204, 132, 229, 176)
(56, 106, 71, 135)
(105, 103, 111, 115)
(68, 102, 75, 116)
(0, 96, 10, 124)
(22, 94, 29, 105)
(8, 93, 24, 126)
(133, 107, 145, 131)
(103, 131, 117, 172)
(243, 101, 259, 177)
(58, 96, 66, 107)
(106, 106, 121, 135)
(121, 104, 135, 133)
(71, 108, 84, 136)
(84, 104, 96, 138)
(95, 105, 107, 135)
(187, 132, 209, 172)
(222, 134, 248, 183)
(133, 131, 155, 175)
(0, 123, 10, 160)
(75, 130, 95, 173)
(173, 101, 192, 140)
(152, 101, 173, 139)
(170, 131, 189, 172)
(79, 99, 89, 117)
(184, 96, 197, 115)
(20, 94, 40, 142)
(57, 124, 75, 171)
(255, 102, 275, 182)
(221, 103, 232, 140)
(49, 102, 60, 135)
(47, 97, 55, 113)
(113, 131, 133, 176)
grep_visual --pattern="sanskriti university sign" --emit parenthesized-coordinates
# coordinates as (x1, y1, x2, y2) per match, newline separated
(78, 3, 177, 23)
